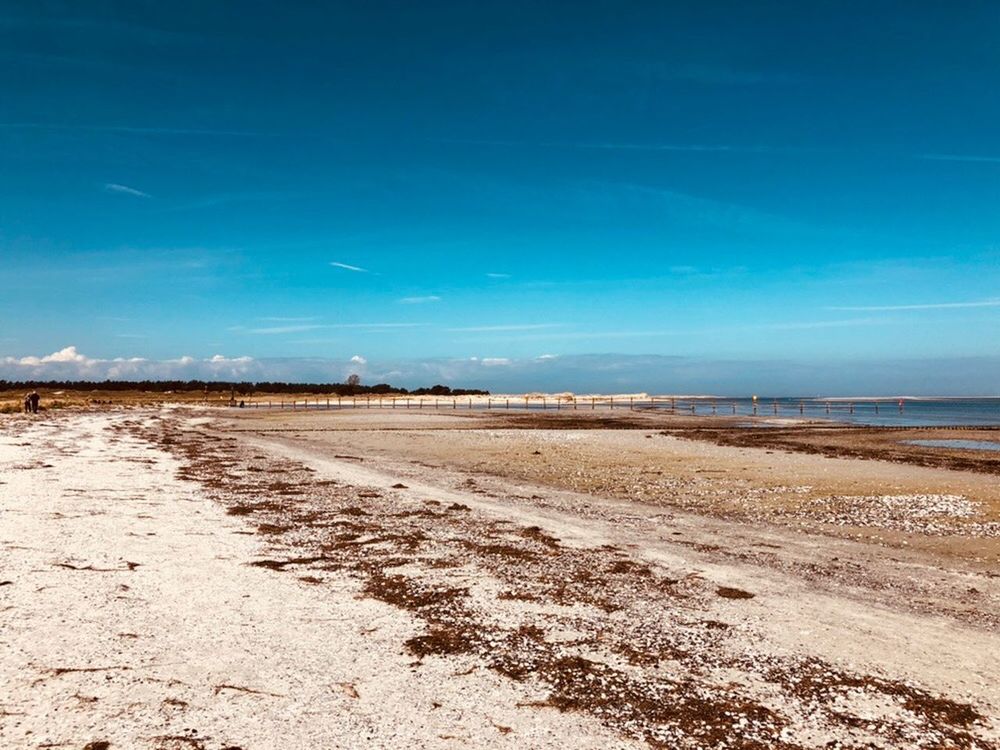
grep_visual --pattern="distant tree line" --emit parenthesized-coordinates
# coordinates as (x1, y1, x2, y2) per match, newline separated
(0, 379, 489, 397)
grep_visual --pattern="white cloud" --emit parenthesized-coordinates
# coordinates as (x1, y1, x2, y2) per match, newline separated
(104, 183, 152, 198)
(827, 299, 1000, 312)
(449, 324, 562, 333)
(1, 347, 260, 381)
(453, 329, 675, 342)
(329, 323, 423, 329)
(399, 295, 441, 304)
(248, 324, 325, 335)
(46, 346, 91, 363)
(486, 272, 511, 279)
(2, 123, 266, 137)
(436, 137, 782, 154)
(12, 345, 93, 366)
(241, 322, 422, 335)
(329, 261, 368, 272)
(4, 348, 999, 395)
(750, 318, 877, 331)
(581, 142, 748, 153)
(919, 154, 1000, 164)
(350, 355, 367, 364)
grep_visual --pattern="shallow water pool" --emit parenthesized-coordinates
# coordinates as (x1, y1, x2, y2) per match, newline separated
(904, 439, 1000, 452)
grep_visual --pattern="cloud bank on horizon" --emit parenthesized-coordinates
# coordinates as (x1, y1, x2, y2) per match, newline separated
(3, 347, 999, 397)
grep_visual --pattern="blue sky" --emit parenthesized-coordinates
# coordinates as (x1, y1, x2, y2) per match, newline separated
(1, 1, 999, 392)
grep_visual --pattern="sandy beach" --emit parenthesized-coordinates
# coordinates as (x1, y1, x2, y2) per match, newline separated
(8, 2, 1000, 746)
(2, 406, 998, 749)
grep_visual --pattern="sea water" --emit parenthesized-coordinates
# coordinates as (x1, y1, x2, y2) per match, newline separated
(646, 398, 1000, 427)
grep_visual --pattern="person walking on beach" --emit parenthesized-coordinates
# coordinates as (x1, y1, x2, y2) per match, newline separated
(28, 391, 40, 414)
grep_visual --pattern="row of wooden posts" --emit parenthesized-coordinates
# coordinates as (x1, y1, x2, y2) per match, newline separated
(246, 396, 635, 410)
(234, 397, 904, 414)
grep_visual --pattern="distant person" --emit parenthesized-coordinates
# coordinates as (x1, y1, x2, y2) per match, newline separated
(29, 391, 40, 414)
(24, 393, 31, 414)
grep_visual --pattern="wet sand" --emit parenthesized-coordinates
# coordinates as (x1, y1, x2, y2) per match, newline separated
(1, 407, 998, 749)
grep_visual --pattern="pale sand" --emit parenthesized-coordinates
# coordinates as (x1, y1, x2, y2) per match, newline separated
(0, 413, 635, 749)
(2, 407, 998, 749)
